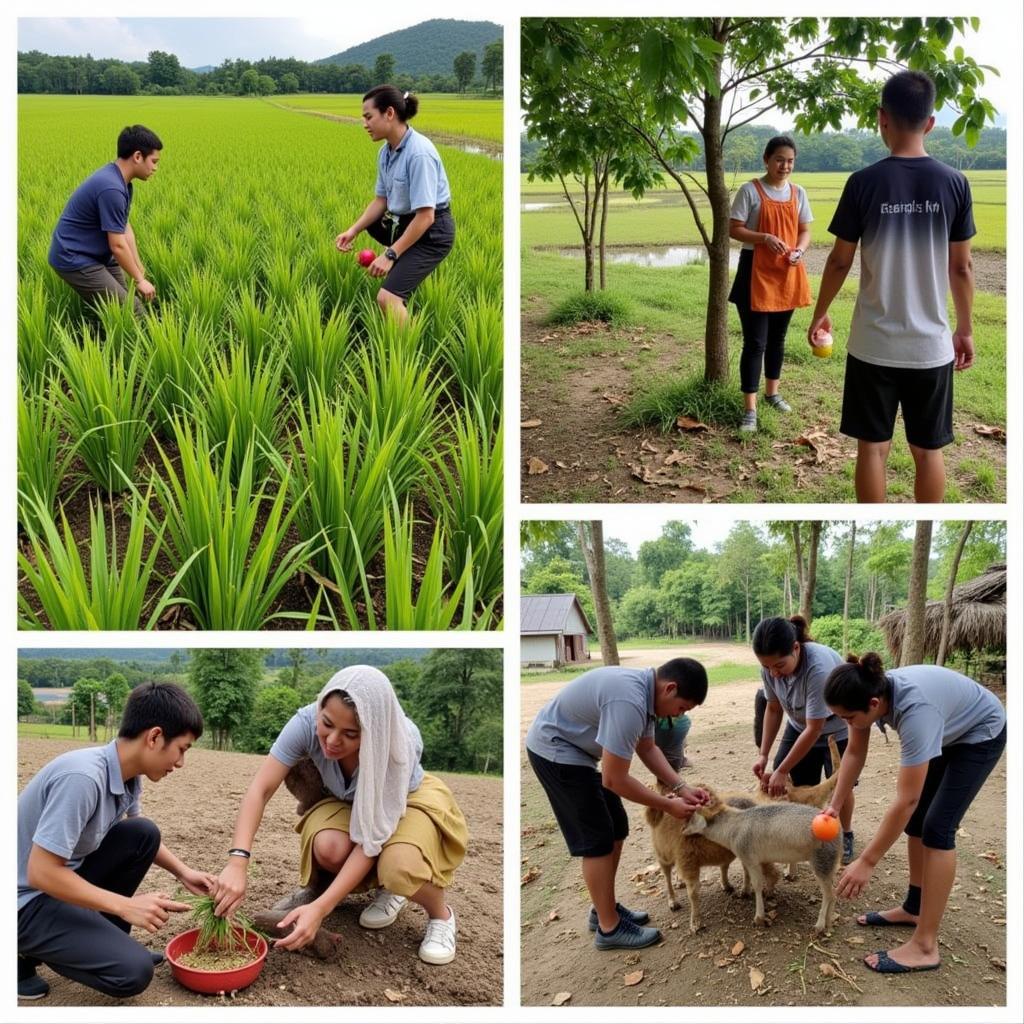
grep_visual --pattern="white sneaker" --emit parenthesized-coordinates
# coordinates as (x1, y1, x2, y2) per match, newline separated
(358, 889, 408, 929)
(418, 906, 457, 965)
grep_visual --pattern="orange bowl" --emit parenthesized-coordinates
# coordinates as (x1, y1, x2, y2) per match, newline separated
(165, 927, 268, 995)
(811, 813, 840, 842)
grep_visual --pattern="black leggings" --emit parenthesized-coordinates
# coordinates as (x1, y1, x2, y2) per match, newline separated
(738, 306, 794, 393)
(904, 726, 1006, 850)
(18, 817, 161, 998)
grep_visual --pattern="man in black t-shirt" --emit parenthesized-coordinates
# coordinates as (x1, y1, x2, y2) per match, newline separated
(808, 71, 976, 503)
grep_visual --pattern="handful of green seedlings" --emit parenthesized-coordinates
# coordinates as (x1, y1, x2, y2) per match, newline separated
(177, 893, 266, 971)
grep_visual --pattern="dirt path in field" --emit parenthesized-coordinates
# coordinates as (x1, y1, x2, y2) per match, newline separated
(267, 101, 503, 158)
(18, 739, 502, 1007)
(520, 672, 1007, 1009)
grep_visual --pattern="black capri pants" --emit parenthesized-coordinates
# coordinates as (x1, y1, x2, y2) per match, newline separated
(366, 206, 455, 302)
(773, 721, 849, 788)
(905, 725, 1006, 851)
(528, 748, 629, 858)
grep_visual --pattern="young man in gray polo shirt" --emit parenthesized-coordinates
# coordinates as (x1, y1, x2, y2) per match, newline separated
(808, 70, 976, 502)
(48, 124, 162, 317)
(17, 683, 215, 1000)
(526, 658, 710, 950)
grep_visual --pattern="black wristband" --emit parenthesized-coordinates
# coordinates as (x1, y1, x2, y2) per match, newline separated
(228, 848, 251, 859)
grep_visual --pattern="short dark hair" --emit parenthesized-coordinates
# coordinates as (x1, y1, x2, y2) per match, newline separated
(363, 84, 418, 122)
(657, 657, 708, 704)
(823, 653, 890, 712)
(752, 614, 812, 657)
(119, 682, 203, 741)
(880, 71, 936, 131)
(117, 124, 163, 160)
(763, 135, 797, 160)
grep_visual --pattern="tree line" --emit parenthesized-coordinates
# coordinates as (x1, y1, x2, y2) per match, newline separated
(522, 520, 1005, 668)
(18, 41, 503, 97)
(19, 649, 503, 776)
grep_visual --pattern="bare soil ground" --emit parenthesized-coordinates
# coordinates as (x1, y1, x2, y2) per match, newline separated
(19, 739, 503, 1007)
(520, 250, 1006, 505)
(520, 668, 1007, 1009)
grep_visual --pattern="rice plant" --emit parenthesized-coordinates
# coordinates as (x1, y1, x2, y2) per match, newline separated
(445, 294, 503, 422)
(17, 377, 77, 534)
(56, 324, 155, 494)
(281, 287, 352, 403)
(17, 277, 56, 391)
(147, 419, 317, 630)
(227, 283, 277, 368)
(17, 488, 197, 630)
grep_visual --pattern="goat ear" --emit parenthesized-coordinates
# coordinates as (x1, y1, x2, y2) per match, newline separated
(685, 812, 707, 835)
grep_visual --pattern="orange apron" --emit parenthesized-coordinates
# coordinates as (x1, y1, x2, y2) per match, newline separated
(749, 179, 811, 313)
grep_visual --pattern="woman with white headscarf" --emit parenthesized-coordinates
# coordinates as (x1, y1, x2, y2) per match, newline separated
(212, 667, 468, 964)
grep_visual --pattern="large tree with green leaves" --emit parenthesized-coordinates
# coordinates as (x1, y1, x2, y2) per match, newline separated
(453, 51, 476, 92)
(482, 40, 503, 93)
(522, 18, 997, 381)
(189, 648, 263, 749)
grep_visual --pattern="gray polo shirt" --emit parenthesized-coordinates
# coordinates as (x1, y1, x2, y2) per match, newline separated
(374, 126, 451, 215)
(269, 703, 424, 800)
(525, 666, 657, 767)
(18, 740, 142, 910)
(761, 641, 847, 740)
(730, 178, 813, 249)
(878, 666, 1006, 766)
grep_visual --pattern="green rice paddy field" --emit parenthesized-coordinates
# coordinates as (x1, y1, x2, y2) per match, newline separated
(17, 95, 503, 630)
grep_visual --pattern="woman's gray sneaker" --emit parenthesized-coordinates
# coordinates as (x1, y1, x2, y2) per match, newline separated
(765, 393, 792, 412)
(740, 410, 757, 432)
(587, 901, 650, 932)
(593, 916, 662, 951)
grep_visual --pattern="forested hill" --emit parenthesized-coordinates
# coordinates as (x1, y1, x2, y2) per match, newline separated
(319, 19, 501, 76)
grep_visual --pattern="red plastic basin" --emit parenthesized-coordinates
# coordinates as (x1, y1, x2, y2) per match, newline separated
(165, 926, 268, 995)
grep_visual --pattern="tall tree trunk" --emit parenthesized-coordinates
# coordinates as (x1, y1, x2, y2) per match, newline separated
(577, 521, 619, 666)
(89, 691, 96, 744)
(802, 522, 821, 626)
(744, 574, 751, 643)
(783, 567, 792, 617)
(791, 522, 805, 613)
(843, 521, 857, 654)
(936, 521, 973, 667)
(598, 159, 610, 290)
(901, 521, 933, 666)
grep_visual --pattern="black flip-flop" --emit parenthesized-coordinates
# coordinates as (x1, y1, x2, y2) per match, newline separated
(857, 910, 917, 927)
(865, 950, 940, 974)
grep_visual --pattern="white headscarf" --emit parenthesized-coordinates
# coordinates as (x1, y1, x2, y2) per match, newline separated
(316, 666, 415, 858)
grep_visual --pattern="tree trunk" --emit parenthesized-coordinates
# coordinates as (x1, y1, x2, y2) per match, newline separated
(577, 521, 619, 666)
(936, 521, 973, 666)
(783, 567, 792, 617)
(791, 523, 805, 613)
(744, 576, 751, 643)
(843, 521, 857, 654)
(598, 160, 610, 290)
(89, 691, 96, 744)
(900, 520, 933, 666)
(797, 522, 822, 626)
(701, 74, 733, 382)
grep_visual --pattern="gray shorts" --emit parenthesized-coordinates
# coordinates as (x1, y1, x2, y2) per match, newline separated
(367, 208, 455, 302)
(53, 260, 145, 316)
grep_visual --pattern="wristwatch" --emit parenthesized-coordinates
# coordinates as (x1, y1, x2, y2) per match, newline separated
(384, 247, 399, 262)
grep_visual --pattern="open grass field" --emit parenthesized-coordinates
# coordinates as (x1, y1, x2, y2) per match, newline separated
(18, 95, 502, 630)
(521, 171, 1006, 252)
(275, 93, 503, 145)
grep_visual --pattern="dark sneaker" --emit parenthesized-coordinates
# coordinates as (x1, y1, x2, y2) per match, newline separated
(842, 831, 855, 865)
(17, 972, 49, 1000)
(594, 916, 662, 951)
(765, 393, 792, 413)
(150, 952, 165, 967)
(739, 410, 757, 433)
(588, 902, 650, 932)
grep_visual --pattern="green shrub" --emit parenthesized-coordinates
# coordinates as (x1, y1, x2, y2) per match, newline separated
(808, 614, 889, 662)
(548, 290, 632, 326)
(234, 685, 303, 754)
(624, 372, 745, 431)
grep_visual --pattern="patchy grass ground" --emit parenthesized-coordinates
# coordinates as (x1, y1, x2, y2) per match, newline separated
(520, 668, 1007, 1009)
(520, 251, 1006, 504)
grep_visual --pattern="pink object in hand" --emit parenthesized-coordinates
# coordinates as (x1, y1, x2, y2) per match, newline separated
(357, 249, 376, 267)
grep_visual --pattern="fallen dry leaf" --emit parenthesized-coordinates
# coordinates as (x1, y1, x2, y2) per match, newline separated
(715, 957, 734, 968)
(555, 460, 569, 469)
(845, 936, 865, 945)
(990, 958, 1007, 971)
(640, 439, 661, 453)
(602, 392, 627, 406)
(819, 963, 837, 977)
(663, 450, 686, 466)
(552, 992, 572, 1006)
(623, 970, 644, 987)
(521, 866, 541, 886)
(521, 418, 543, 429)
(527, 456, 549, 475)
(547, 911, 560, 922)
(749, 967, 765, 991)
(973, 423, 1006, 441)
(676, 415, 709, 431)
(731, 941, 745, 956)
(383, 989, 404, 1003)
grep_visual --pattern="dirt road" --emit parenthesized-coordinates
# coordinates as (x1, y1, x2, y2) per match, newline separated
(521, 672, 1007, 1009)
(19, 739, 503, 1007)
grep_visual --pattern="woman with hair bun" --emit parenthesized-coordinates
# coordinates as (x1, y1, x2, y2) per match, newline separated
(335, 85, 455, 322)
(751, 615, 855, 862)
(823, 654, 1006, 974)
(728, 135, 813, 432)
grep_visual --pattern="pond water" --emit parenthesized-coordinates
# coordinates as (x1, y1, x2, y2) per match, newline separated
(558, 246, 740, 269)
(522, 202, 558, 211)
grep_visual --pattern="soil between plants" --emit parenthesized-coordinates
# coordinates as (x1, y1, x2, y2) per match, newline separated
(520, 661, 1008, 1009)
(19, 739, 503, 1007)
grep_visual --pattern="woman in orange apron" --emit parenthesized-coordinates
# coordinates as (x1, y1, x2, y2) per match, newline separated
(728, 136, 813, 432)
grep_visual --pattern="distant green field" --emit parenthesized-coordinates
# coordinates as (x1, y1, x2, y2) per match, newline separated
(19, 723, 91, 740)
(276, 93, 503, 143)
(522, 661, 756, 686)
(522, 170, 1005, 252)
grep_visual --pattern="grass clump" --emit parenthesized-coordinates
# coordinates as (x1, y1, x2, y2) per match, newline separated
(623, 372, 745, 432)
(548, 289, 632, 327)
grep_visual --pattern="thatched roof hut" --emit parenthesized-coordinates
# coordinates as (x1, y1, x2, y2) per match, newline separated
(879, 563, 1006, 663)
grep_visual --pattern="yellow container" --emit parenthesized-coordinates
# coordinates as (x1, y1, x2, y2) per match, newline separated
(812, 343, 833, 358)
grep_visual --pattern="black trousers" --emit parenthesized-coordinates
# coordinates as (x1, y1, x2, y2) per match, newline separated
(730, 248, 795, 393)
(18, 816, 161, 998)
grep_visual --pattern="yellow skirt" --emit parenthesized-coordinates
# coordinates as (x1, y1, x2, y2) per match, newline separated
(295, 772, 468, 892)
